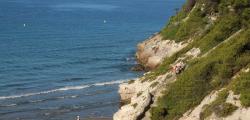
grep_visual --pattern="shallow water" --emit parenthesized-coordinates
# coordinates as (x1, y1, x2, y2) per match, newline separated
(0, 0, 185, 119)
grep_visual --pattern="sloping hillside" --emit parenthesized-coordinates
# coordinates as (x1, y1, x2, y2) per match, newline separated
(114, 0, 250, 120)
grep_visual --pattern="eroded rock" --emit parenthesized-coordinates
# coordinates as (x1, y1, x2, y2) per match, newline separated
(114, 72, 176, 120)
(113, 91, 152, 120)
(136, 34, 188, 70)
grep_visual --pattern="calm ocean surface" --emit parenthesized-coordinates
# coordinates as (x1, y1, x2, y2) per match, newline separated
(0, 0, 184, 119)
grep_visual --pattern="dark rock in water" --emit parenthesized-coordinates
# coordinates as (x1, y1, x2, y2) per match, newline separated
(131, 64, 145, 71)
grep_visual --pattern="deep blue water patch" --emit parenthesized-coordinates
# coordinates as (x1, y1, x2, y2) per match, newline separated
(0, 0, 185, 119)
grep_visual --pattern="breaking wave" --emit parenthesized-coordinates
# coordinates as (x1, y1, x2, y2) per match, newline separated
(0, 80, 127, 100)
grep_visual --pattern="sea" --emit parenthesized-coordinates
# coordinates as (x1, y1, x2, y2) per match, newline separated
(0, 0, 185, 119)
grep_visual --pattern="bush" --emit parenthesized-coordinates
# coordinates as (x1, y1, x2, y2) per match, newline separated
(128, 80, 135, 84)
(132, 103, 138, 108)
(242, 8, 250, 27)
(232, 70, 250, 107)
(200, 90, 230, 119)
(150, 107, 168, 120)
(218, 103, 238, 117)
(137, 92, 143, 97)
(201, 102, 238, 119)
(150, 82, 159, 88)
(162, 4, 207, 42)
(196, 13, 241, 52)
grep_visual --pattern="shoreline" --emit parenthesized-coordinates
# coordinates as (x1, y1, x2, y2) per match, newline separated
(113, 33, 188, 120)
(82, 117, 112, 120)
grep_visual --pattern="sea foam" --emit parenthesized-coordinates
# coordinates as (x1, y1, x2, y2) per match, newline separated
(0, 80, 127, 100)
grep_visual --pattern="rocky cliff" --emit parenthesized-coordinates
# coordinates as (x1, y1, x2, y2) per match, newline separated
(114, 0, 250, 120)
(135, 34, 188, 70)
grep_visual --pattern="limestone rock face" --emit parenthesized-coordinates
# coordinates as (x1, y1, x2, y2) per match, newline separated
(113, 91, 152, 120)
(185, 48, 201, 57)
(179, 90, 250, 120)
(114, 33, 203, 120)
(114, 72, 175, 120)
(136, 34, 188, 70)
(118, 82, 136, 101)
(179, 90, 221, 120)
(179, 69, 250, 120)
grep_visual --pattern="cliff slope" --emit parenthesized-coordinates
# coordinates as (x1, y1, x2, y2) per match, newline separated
(114, 0, 250, 120)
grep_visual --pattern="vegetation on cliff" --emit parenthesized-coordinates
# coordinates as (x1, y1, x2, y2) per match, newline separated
(200, 66, 250, 119)
(200, 89, 238, 119)
(149, 0, 250, 119)
(231, 68, 250, 107)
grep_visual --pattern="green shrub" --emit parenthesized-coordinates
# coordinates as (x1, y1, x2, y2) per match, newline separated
(201, 102, 238, 119)
(128, 80, 135, 84)
(232, 70, 250, 107)
(200, 90, 231, 119)
(242, 8, 250, 27)
(218, 103, 238, 117)
(150, 107, 168, 120)
(137, 92, 143, 97)
(120, 99, 131, 106)
(150, 82, 159, 88)
(161, 3, 207, 42)
(132, 103, 138, 108)
(196, 13, 241, 52)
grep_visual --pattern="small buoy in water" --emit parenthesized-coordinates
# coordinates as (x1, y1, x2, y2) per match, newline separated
(76, 115, 80, 120)
(23, 24, 26, 27)
(103, 20, 107, 23)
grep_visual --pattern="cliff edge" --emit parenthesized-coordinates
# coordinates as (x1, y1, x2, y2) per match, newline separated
(114, 0, 250, 120)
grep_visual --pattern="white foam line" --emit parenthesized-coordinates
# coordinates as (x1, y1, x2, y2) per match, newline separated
(0, 80, 127, 100)
(94, 80, 125, 86)
(1, 104, 17, 107)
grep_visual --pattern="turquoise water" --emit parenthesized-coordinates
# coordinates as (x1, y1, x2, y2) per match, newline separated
(0, 0, 185, 119)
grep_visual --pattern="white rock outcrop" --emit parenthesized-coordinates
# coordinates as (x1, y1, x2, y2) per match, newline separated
(114, 72, 175, 120)
(114, 41, 203, 120)
(179, 90, 250, 120)
(185, 48, 201, 58)
(136, 34, 188, 70)
(179, 90, 222, 120)
(207, 91, 250, 120)
(113, 91, 152, 120)
(179, 68, 250, 120)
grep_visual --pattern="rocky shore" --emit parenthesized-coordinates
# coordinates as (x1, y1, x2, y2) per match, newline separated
(113, 72, 175, 120)
(113, 34, 199, 120)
